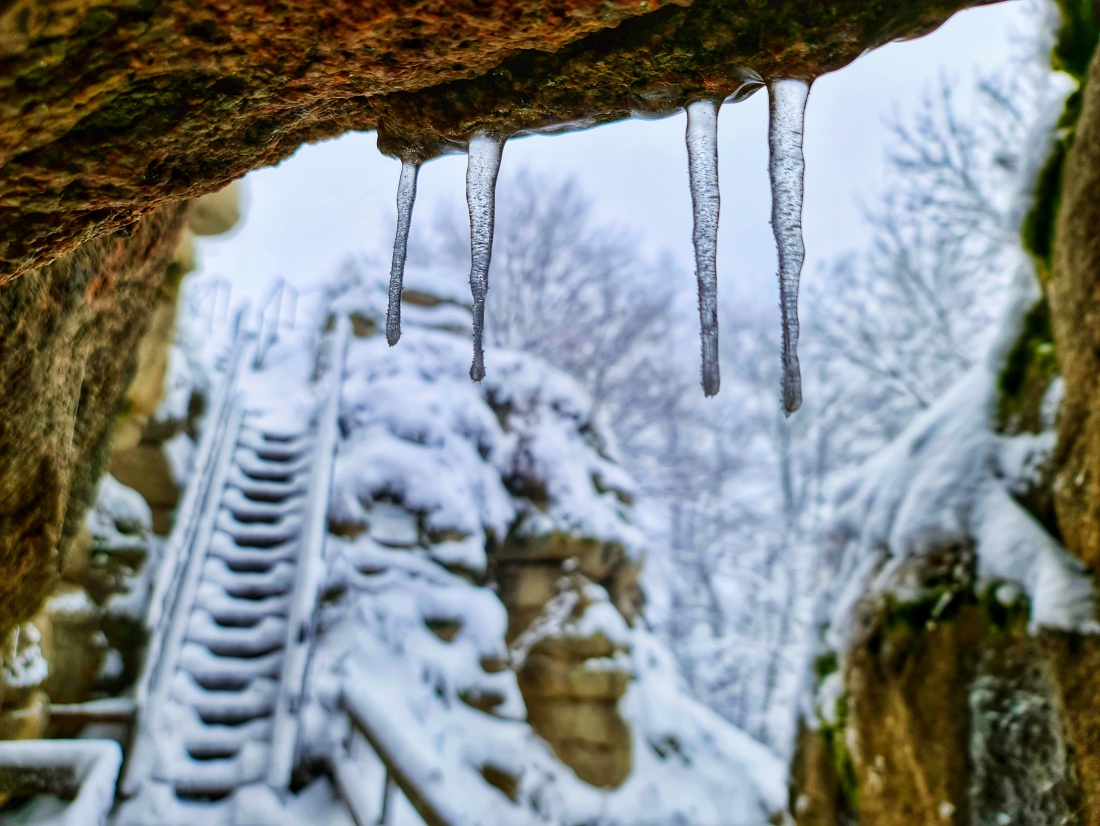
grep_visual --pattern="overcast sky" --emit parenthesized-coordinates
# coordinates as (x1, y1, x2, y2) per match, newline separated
(193, 1, 1034, 325)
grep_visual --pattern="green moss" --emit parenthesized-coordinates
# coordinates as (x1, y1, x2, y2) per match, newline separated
(818, 693, 859, 809)
(1021, 141, 1066, 275)
(1022, 0, 1100, 275)
(1053, 0, 1100, 82)
(813, 650, 839, 683)
(997, 296, 1058, 434)
(881, 583, 970, 634)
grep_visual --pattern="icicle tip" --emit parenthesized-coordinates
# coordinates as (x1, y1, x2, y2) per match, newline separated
(783, 360, 802, 417)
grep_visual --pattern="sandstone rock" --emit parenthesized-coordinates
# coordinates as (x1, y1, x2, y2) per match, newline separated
(0, 204, 187, 642)
(0, 691, 48, 742)
(1052, 45, 1100, 576)
(500, 530, 625, 581)
(544, 732, 632, 790)
(188, 183, 241, 237)
(350, 312, 378, 339)
(788, 721, 847, 826)
(108, 444, 181, 536)
(34, 584, 105, 706)
(0, 0, 992, 281)
(518, 648, 630, 702)
(795, 543, 1100, 825)
(1, 623, 47, 711)
(497, 564, 562, 613)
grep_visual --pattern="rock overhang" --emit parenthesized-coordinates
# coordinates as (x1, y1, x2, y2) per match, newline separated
(1, 0, 1000, 282)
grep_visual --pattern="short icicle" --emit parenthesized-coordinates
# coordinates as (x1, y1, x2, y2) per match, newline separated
(685, 98, 722, 397)
(768, 78, 810, 416)
(386, 158, 420, 346)
(466, 132, 505, 382)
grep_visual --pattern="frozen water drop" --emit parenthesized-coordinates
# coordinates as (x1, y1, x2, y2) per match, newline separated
(386, 159, 420, 346)
(466, 132, 505, 382)
(685, 98, 721, 397)
(768, 78, 810, 416)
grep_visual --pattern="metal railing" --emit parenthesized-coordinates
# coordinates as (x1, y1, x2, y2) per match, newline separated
(268, 312, 351, 790)
(335, 680, 458, 826)
(122, 326, 253, 797)
(253, 277, 300, 367)
(185, 276, 232, 336)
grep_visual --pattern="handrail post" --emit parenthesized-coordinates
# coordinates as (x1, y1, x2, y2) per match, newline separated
(267, 311, 351, 790)
(380, 770, 395, 825)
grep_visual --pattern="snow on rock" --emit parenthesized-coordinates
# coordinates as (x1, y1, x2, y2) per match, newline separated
(2, 624, 48, 691)
(329, 270, 643, 564)
(826, 354, 1096, 654)
(305, 269, 786, 824)
(87, 475, 152, 545)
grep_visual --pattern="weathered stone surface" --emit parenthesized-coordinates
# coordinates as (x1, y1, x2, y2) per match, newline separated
(34, 584, 105, 705)
(0, 691, 48, 742)
(519, 647, 630, 701)
(794, 545, 1100, 825)
(188, 182, 240, 237)
(844, 602, 980, 825)
(788, 721, 847, 826)
(0, 203, 187, 640)
(1041, 632, 1100, 826)
(110, 185, 240, 534)
(0, 0, 995, 281)
(1052, 45, 1100, 575)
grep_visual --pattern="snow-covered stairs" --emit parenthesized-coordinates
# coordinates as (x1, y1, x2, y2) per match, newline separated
(117, 421, 317, 824)
(118, 317, 350, 826)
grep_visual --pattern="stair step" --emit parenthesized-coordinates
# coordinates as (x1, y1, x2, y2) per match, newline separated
(194, 583, 291, 622)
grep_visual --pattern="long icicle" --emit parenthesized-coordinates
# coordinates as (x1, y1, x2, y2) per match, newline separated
(685, 98, 722, 397)
(768, 78, 810, 416)
(386, 158, 420, 346)
(466, 132, 505, 382)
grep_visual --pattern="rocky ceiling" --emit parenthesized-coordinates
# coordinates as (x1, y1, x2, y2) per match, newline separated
(0, 0, 998, 283)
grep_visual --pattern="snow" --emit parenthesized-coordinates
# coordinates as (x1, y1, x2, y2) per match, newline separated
(303, 270, 787, 825)
(465, 133, 505, 382)
(386, 159, 420, 345)
(768, 78, 810, 415)
(309, 555, 786, 825)
(46, 587, 96, 618)
(330, 289, 645, 559)
(162, 432, 195, 489)
(3, 625, 47, 690)
(685, 98, 722, 397)
(0, 740, 121, 826)
(88, 475, 152, 543)
(826, 351, 1096, 652)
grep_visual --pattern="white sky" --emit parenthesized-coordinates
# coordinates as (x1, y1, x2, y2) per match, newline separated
(194, 1, 1033, 322)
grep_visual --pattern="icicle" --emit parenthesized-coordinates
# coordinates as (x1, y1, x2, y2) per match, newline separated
(685, 98, 722, 397)
(466, 132, 504, 382)
(768, 78, 810, 416)
(386, 158, 420, 346)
